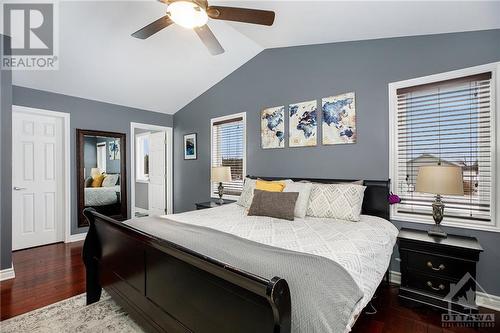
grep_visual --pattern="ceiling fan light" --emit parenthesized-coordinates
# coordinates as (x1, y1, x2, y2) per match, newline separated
(167, 1, 208, 29)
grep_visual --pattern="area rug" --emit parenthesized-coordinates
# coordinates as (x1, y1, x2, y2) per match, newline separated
(0, 291, 144, 333)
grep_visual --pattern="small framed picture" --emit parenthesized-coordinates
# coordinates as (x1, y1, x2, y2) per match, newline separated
(184, 133, 197, 160)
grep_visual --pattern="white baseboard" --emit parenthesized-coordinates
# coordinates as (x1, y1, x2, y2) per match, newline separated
(389, 270, 500, 311)
(134, 207, 149, 215)
(66, 232, 87, 243)
(389, 270, 401, 285)
(477, 292, 500, 312)
(0, 266, 15, 281)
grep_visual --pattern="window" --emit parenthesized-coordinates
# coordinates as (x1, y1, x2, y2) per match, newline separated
(96, 142, 106, 173)
(389, 63, 499, 232)
(211, 112, 246, 198)
(136, 133, 150, 182)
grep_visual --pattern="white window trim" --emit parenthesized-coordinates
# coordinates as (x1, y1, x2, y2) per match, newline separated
(135, 132, 150, 183)
(389, 62, 500, 233)
(210, 112, 247, 200)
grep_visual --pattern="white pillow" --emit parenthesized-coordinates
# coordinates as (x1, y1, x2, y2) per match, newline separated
(102, 174, 119, 187)
(283, 182, 312, 218)
(306, 183, 366, 221)
(236, 178, 257, 208)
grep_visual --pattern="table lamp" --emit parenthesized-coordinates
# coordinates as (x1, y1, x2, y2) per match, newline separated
(416, 165, 464, 238)
(211, 167, 232, 204)
(90, 168, 101, 179)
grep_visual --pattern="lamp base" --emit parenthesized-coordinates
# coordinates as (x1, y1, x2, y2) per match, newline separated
(428, 224, 447, 238)
(217, 182, 224, 205)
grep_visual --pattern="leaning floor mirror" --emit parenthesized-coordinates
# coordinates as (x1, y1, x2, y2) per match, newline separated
(76, 129, 127, 227)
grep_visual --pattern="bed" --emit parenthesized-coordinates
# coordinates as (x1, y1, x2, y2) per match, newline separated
(84, 185, 121, 207)
(82, 177, 397, 333)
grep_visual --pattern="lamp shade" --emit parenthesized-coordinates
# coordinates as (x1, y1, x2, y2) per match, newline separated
(90, 168, 101, 178)
(416, 165, 464, 196)
(211, 166, 232, 183)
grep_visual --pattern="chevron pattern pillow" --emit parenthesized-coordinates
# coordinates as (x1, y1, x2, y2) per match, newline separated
(306, 183, 366, 221)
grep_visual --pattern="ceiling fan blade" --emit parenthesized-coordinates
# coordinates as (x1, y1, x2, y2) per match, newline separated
(207, 6, 275, 26)
(194, 25, 224, 55)
(131, 15, 173, 39)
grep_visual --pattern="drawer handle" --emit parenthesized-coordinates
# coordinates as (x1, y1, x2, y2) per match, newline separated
(427, 261, 445, 271)
(427, 281, 445, 291)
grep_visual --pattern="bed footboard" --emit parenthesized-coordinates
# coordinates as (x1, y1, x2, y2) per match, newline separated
(82, 208, 291, 333)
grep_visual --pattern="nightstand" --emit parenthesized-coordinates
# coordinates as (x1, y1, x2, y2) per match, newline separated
(195, 199, 235, 210)
(397, 228, 483, 314)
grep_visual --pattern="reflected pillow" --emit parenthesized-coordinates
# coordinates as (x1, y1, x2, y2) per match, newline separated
(102, 174, 119, 187)
(91, 174, 105, 187)
(84, 176, 93, 188)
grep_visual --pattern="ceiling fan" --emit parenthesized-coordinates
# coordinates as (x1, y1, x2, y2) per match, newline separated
(132, 0, 275, 55)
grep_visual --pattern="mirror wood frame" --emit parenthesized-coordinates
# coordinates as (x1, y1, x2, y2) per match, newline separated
(76, 129, 127, 227)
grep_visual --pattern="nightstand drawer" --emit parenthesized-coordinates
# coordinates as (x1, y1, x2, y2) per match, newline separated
(406, 272, 453, 297)
(406, 251, 473, 279)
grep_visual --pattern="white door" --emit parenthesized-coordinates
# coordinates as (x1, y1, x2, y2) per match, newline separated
(148, 131, 166, 216)
(12, 110, 64, 250)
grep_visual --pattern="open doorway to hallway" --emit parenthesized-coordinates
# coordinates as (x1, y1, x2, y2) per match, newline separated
(130, 122, 173, 218)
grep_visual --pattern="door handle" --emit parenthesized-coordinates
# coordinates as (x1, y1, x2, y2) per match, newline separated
(13, 186, 27, 191)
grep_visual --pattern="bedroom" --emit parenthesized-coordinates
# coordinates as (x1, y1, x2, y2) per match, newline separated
(1, 1, 500, 332)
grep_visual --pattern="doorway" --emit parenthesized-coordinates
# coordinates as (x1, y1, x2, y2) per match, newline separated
(11, 106, 70, 250)
(130, 122, 172, 217)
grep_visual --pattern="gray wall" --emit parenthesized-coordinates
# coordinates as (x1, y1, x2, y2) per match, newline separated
(11, 86, 173, 237)
(173, 30, 500, 294)
(1, 35, 13, 270)
(83, 136, 98, 178)
(135, 182, 149, 210)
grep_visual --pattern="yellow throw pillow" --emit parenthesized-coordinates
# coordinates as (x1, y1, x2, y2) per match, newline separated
(255, 180, 285, 192)
(91, 174, 105, 187)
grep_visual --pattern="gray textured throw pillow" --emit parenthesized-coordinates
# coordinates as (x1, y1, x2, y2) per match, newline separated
(248, 190, 299, 221)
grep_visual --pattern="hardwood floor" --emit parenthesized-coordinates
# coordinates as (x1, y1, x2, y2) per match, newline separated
(0, 241, 85, 320)
(1, 242, 498, 333)
(352, 285, 500, 333)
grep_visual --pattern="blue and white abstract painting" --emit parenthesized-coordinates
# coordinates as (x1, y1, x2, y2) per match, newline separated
(261, 105, 285, 149)
(322, 92, 356, 145)
(289, 100, 317, 147)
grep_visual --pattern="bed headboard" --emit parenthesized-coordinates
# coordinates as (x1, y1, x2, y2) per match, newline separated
(247, 176, 390, 221)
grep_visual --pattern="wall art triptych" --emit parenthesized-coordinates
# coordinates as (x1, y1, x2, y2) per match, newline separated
(321, 92, 356, 145)
(261, 92, 356, 149)
(261, 106, 285, 149)
(289, 100, 318, 147)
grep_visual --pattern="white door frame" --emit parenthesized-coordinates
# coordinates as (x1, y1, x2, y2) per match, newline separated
(12, 105, 72, 245)
(130, 122, 173, 217)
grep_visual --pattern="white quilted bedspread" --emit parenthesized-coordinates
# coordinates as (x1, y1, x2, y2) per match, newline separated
(168, 203, 398, 331)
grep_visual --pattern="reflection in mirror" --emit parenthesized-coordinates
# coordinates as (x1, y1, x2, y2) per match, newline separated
(77, 130, 127, 227)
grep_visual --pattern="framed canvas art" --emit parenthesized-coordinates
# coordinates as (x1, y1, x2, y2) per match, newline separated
(108, 139, 120, 160)
(184, 133, 197, 160)
(261, 105, 285, 149)
(289, 100, 317, 147)
(322, 92, 356, 145)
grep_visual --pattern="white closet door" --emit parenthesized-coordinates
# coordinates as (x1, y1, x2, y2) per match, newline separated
(148, 132, 166, 216)
(12, 110, 64, 250)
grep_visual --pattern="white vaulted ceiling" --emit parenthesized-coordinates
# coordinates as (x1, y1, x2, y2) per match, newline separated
(9, 1, 500, 114)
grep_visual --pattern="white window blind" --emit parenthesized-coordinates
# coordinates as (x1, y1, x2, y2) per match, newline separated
(395, 72, 493, 223)
(211, 114, 246, 197)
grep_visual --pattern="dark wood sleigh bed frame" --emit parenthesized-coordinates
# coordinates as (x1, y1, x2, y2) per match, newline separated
(82, 177, 390, 333)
